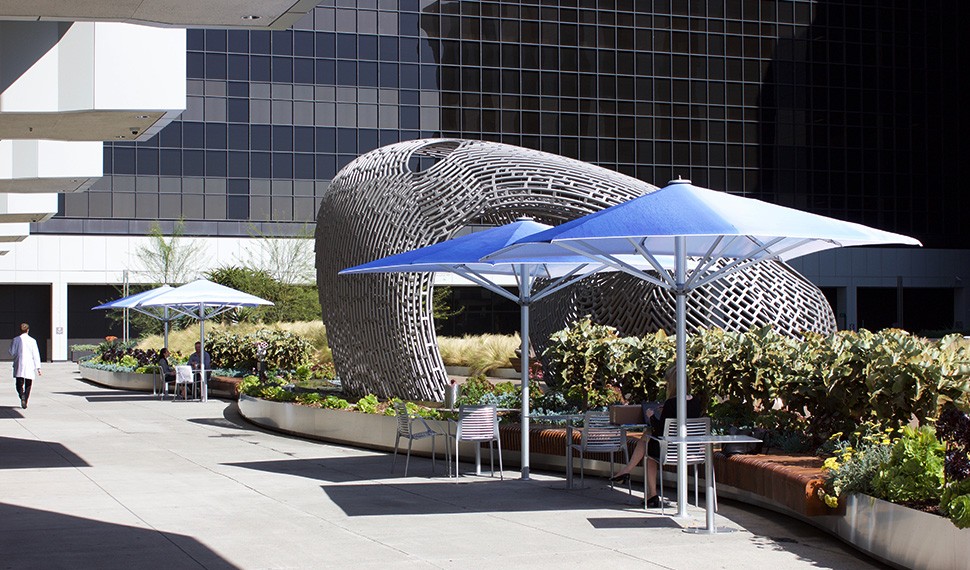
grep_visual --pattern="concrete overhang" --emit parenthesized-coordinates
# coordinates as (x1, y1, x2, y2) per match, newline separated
(1, 21, 186, 142)
(0, 193, 58, 223)
(0, 0, 318, 30)
(0, 110, 174, 142)
(1, 139, 102, 193)
(0, 221, 28, 241)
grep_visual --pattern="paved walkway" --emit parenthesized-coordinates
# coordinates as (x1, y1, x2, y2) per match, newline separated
(0, 363, 886, 569)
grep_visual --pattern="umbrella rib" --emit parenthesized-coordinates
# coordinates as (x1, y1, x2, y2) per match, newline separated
(559, 241, 671, 288)
(447, 265, 521, 303)
(689, 236, 787, 289)
(628, 238, 676, 288)
(685, 236, 729, 289)
(531, 263, 602, 303)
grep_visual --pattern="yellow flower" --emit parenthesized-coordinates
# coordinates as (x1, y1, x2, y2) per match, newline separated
(824, 495, 839, 508)
(823, 457, 840, 470)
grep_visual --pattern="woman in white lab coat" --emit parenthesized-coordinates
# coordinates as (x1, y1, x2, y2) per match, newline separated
(9, 322, 42, 409)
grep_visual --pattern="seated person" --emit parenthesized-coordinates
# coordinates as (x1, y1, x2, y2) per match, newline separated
(187, 341, 212, 378)
(609, 364, 703, 508)
(158, 348, 176, 383)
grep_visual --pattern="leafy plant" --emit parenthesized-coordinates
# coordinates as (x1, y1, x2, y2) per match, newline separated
(871, 425, 945, 503)
(355, 393, 380, 414)
(543, 316, 630, 410)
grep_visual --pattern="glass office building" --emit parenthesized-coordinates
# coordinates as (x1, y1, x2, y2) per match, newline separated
(31, 0, 970, 334)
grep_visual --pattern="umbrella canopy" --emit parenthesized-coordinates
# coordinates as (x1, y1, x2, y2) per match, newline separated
(341, 218, 658, 480)
(92, 285, 176, 349)
(138, 279, 273, 402)
(486, 178, 921, 519)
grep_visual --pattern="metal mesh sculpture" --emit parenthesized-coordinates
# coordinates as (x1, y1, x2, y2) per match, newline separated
(316, 139, 836, 401)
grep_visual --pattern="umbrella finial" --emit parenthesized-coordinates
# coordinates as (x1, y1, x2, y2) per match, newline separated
(668, 176, 692, 185)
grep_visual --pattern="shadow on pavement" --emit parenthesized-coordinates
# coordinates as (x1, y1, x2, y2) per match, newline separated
(0, 436, 90, 469)
(587, 516, 682, 529)
(317, 480, 626, 516)
(0, 406, 24, 419)
(0, 503, 240, 570)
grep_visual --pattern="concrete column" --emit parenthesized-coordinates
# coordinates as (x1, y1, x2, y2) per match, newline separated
(845, 285, 858, 331)
(51, 280, 68, 361)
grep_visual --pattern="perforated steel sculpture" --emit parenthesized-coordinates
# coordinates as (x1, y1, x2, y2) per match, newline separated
(316, 139, 836, 401)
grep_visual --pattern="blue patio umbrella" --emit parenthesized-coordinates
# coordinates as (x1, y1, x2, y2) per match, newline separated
(340, 218, 658, 480)
(485, 178, 921, 521)
(92, 284, 176, 349)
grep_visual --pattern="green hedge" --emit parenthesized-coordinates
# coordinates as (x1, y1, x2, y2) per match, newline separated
(543, 320, 970, 444)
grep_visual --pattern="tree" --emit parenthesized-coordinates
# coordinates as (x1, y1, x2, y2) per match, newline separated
(240, 224, 315, 285)
(205, 266, 321, 323)
(134, 221, 204, 285)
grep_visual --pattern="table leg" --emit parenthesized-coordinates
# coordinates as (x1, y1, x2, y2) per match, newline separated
(475, 444, 482, 476)
(704, 442, 715, 533)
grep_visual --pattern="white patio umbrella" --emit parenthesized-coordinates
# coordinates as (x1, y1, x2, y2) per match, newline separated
(485, 178, 921, 516)
(340, 218, 661, 480)
(137, 279, 274, 402)
(92, 285, 176, 349)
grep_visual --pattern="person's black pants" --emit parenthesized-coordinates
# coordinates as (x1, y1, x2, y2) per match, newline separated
(15, 377, 32, 402)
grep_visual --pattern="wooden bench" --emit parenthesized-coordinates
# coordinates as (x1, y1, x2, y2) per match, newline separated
(497, 423, 828, 516)
(209, 375, 243, 399)
(713, 452, 829, 516)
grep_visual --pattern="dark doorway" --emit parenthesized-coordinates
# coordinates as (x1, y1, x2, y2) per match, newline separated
(857, 286, 954, 334)
(0, 284, 52, 361)
(435, 286, 519, 336)
(68, 285, 127, 350)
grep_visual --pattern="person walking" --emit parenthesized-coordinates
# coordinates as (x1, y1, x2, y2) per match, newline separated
(9, 322, 42, 409)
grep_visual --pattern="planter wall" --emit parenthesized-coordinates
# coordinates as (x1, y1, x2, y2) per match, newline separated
(80, 365, 157, 392)
(828, 494, 970, 570)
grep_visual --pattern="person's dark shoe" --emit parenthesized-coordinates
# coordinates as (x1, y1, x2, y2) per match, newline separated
(20, 396, 27, 409)
(610, 473, 630, 484)
(646, 495, 662, 508)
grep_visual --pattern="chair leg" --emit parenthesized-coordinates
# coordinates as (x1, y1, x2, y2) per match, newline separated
(391, 433, 401, 473)
(489, 441, 495, 477)
(694, 464, 699, 508)
(405, 438, 415, 477)
(659, 461, 665, 514)
(454, 438, 460, 482)
(497, 437, 503, 480)
(430, 434, 436, 475)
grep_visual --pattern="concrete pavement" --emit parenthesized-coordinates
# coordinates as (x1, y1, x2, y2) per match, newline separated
(0, 363, 886, 569)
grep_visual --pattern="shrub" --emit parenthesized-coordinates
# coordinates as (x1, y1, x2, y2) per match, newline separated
(206, 328, 313, 372)
(937, 406, 970, 527)
(543, 316, 631, 409)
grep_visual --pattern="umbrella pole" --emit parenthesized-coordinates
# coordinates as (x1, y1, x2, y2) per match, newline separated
(163, 307, 170, 350)
(199, 303, 207, 403)
(675, 236, 689, 518)
(519, 264, 532, 480)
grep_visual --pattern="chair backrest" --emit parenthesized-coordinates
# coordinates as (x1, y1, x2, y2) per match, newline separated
(456, 405, 499, 441)
(158, 357, 173, 376)
(175, 365, 193, 384)
(393, 401, 413, 437)
(581, 412, 626, 452)
(660, 417, 710, 465)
